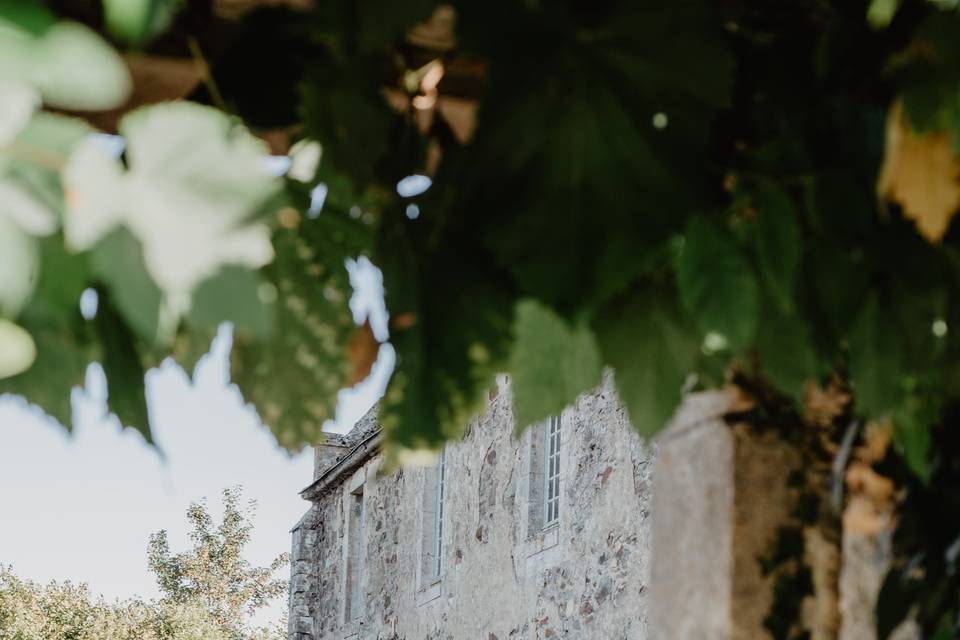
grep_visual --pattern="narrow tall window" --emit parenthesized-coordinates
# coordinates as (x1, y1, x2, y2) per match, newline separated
(543, 415, 561, 527)
(420, 448, 446, 586)
(434, 447, 446, 578)
(345, 487, 364, 620)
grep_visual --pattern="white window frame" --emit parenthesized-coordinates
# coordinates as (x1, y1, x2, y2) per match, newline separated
(542, 415, 561, 528)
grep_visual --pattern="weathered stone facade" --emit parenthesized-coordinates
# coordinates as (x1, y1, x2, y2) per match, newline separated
(289, 375, 654, 640)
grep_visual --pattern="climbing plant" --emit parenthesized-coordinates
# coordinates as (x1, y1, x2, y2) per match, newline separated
(3, 0, 960, 634)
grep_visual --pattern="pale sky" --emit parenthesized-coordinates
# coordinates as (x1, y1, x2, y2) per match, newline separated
(0, 257, 393, 626)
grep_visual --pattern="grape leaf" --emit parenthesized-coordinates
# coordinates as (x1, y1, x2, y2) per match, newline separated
(90, 228, 162, 343)
(231, 214, 368, 450)
(95, 290, 152, 443)
(189, 267, 273, 339)
(593, 284, 700, 438)
(755, 292, 821, 399)
(753, 183, 801, 314)
(677, 215, 760, 350)
(848, 293, 905, 417)
(509, 299, 603, 432)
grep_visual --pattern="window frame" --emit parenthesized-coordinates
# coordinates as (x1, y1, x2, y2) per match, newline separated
(542, 414, 561, 529)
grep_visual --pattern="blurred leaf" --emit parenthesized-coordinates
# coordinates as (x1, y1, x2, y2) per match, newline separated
(189, 267, 272, 339)
(95, 290, 152, 443)
(0, 212, 39, 318)
(677, 215, 759, 350)
(0, 300, 90, 427)
(0, 1, 55, 36)
(867, 0, 899, 29)
(509, 299, 603, 432)
(90, 228, 162, 343)
(64, 103, 281, 313)
(232, 214, 368, 450)
(0, 318, 36, 379)
(346, 320, 379, 386)
(461, 1, 734, 315)
(756, 296, 821, 399)
(0, 20, 131, 110)
(103, 0, 177, 46)
(377, 210, 514, 451)
(878, 104, 960, 244)
(892, 396, 937, 481)
(753, 183, 801, 314)
(594, 285, 699, 438)
(848, 293, 905, 417)
(31, 235, 89, 321)
(877, 568, 921, 640)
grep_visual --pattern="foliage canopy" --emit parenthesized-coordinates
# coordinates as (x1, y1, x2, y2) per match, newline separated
(3, 0, 960, 633)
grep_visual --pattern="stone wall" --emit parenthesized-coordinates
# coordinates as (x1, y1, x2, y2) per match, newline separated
(289, 375, 654, 640)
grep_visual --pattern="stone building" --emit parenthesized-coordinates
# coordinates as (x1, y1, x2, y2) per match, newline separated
(289, 375, 654, 640)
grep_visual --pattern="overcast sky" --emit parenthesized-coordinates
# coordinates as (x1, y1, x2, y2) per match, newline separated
(0, 257, 392, 626)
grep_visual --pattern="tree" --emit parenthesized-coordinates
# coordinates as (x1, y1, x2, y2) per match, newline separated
(147, 487, 288, 639)
(0, 488, 285, 640)
(2, 0, 960, 635)
(0, 566, 231, 640)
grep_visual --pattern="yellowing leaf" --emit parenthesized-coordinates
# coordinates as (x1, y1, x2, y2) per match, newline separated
(878, 103, 960, 243)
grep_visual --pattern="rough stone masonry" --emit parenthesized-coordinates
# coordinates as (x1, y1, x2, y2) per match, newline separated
(289, 374, 653, 640)
(289, 375, 906, 640)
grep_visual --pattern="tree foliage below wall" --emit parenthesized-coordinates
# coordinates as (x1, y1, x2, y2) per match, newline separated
(2, 0, 960, 634)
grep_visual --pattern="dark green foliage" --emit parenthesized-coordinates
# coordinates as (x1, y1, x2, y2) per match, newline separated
(876, 405, 960, 638)
(95, 289, 152, 444)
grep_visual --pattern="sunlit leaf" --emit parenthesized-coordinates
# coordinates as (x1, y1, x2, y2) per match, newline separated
(0, 18, 131, 110)
(509, 299, 603, 432)
(0, 209, 39, 317)
(103, 0, 177, 46)
(0, 318, 36, 379)
(231, 217, 366, 450)
(878, 104, 960, 243)
(64, 103, 281, 319)
(594, 285, 699, 438)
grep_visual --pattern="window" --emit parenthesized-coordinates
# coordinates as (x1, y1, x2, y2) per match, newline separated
(420, 448, 446, 586)
(526, 415, 562, 536)
(344, 486, 364, 621)
(543, 415, 561, 527)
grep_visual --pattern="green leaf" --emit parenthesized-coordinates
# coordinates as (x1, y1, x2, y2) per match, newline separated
(0, 1, 55, 36)
(0, 318, 36, 379)
(753, 183, 801, 314)
(31, 235, 89, 319)
(90, 228, 162, 343)
(892, 395, 937, 482)
(848, 293, 905, 417)
(189, 267, 273, 339)
(0, 302, 90, 427)
(103, 0, 177, 45)
(593, 284, 700, 438)
(451, 0, 733, 316)
(867, 0, 899, 29)
(0, 20, 131, 110)
(0, 211, 39, 318)
(509, 299, 603, 432)
(95, 290, 152, 443)
(677, 215, 759, 350)
(377, 210, 514, 451)
(231, 215, 368, 450)
(755, 295, 820, 399)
